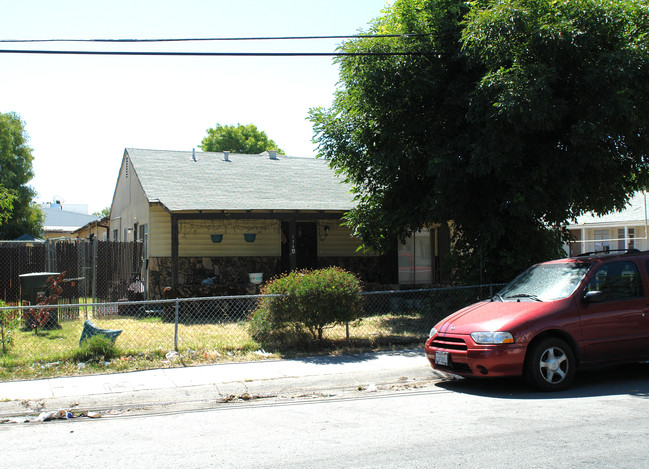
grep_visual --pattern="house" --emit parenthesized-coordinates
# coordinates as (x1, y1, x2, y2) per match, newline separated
(566, 191, 648, 256)
(40, 201, 100, 239)
(109, 148, 449, 299)
(72, 215, 111, 240)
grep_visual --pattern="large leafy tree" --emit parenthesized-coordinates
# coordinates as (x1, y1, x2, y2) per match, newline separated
(201, 123, 285, 154)
(0, 186, 15, 227)
(0, 112, 42, 239)
(310, 0, 649, 283)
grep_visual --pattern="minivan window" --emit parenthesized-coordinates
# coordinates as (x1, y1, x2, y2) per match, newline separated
(585, 261, 643, 301)
(499, 262, 592, 302)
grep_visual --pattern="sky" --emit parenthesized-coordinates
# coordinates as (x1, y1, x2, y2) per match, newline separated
(0, 0, 392, 215)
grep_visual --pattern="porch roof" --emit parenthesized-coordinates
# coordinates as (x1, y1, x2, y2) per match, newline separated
(125, 148, 356, 213)
(567, 192, 649, 229)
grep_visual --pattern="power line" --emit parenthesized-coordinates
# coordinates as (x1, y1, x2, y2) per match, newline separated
(0, 33, 440, 57)
(0, 49, 435, 57)
(0, 33, 431, 43)
(0, 34, 439, 57)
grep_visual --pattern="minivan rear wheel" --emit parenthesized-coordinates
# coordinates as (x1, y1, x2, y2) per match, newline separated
(525, 337, 576, 391)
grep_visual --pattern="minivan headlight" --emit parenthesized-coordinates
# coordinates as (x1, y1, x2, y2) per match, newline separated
(470, 331, 514, 344)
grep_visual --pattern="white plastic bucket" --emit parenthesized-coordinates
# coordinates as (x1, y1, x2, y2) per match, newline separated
(248, 272, 263, 284)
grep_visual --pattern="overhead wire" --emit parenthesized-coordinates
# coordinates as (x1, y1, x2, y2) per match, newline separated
(0, 33, 439, 57)
(0, 49, 432, 57)
(0, 33, 432, 43)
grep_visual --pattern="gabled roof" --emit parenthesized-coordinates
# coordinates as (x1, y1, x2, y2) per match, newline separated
(124, 148, 355, 212)
(568, 192, 649, 228)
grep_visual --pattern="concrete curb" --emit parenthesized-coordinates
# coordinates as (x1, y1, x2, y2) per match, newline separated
(0, 349, 441, 417)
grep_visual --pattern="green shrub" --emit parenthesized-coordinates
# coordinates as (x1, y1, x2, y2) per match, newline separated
(0, 301, 20, 355)
(250, 267, 363, 342)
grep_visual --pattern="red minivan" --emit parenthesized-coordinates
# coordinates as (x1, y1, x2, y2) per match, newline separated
(425, 250, 649, 391)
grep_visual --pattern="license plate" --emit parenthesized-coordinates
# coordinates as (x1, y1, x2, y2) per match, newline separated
(434, 351, 449, 366)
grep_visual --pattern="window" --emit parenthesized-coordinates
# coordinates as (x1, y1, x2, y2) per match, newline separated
(617, 228, 635, 250)
(594, 229, 610, 252)
(139, 224, 147, 242)
(499, 262, 592, 301)
(618, 229, 625, 250)
(586, 261, 643, 301)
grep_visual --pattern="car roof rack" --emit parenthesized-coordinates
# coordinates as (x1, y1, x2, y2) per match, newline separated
(576, 248, 641, 257)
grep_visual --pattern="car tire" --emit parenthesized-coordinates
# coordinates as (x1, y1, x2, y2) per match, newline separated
(525, 337, 576, 391)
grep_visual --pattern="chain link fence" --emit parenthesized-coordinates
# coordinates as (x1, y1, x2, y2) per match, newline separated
(0, 284, 502, 375)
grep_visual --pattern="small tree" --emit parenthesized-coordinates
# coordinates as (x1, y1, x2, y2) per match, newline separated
(92, 207, 111, 218)
(250, 267, 363, 342)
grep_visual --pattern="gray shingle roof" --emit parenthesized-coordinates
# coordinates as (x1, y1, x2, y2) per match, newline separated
(41, 206, 99, 231)
(125, 148, 355, 212)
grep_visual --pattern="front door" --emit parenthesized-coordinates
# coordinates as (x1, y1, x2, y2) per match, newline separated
(296, 222, 317, 270)
(281, 221, 318, 272)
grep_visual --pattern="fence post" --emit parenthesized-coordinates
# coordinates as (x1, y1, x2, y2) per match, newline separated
(174, 300, 179, 351)
(92, 238, 98, 317)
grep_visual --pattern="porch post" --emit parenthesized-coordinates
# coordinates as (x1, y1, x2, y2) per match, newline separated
(171, 214, 179, 297)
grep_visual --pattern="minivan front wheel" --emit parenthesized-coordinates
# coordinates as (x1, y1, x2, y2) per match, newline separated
(525, 337, 576, 391)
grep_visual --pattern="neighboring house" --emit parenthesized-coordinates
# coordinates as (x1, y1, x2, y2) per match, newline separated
(110, 148, 449, 299)
(41, 202, 100, 239)
(566, 191, 649, 256)
(72, 216, 111, 240)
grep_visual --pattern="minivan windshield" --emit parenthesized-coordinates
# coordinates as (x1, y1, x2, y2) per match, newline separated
(498, 262, 592, 302)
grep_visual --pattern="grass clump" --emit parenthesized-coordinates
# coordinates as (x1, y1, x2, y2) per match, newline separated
(74, 335, 120, 362)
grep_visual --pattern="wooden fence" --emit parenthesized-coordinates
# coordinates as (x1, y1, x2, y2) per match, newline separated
(0, 239, 144, 303)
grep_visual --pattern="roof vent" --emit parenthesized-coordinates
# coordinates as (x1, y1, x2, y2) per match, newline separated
(192, 148, 197, 162)
(269, 150, 278, 160)
(224, 151, 230, 161)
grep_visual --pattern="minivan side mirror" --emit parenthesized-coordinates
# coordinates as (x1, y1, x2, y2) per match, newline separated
(583, 290, 604, 303)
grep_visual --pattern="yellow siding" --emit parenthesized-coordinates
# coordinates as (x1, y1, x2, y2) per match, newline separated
(149, 205, 171, 257)
(147, 214, 372, 258)
(178, 219, 281, 257)
(318, 223, 374, 257)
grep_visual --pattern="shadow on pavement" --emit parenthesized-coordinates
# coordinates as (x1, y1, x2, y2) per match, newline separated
(434, 362, 649, 400)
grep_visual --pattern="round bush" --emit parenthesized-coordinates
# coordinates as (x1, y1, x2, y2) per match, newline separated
(249, 267, 362, 342)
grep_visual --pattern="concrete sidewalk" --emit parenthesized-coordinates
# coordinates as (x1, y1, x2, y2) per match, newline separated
(0, 349, 439, 416)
